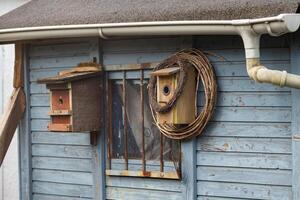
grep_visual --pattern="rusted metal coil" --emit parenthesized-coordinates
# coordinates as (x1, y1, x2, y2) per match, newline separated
(148, 49, 217, 140)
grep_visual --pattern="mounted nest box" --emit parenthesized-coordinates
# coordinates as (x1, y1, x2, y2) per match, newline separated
(38, 63, 102, 133)
(151, 66, 196, 125)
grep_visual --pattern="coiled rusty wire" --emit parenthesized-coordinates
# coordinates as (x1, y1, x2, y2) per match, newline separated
(148, 48, 217, 140)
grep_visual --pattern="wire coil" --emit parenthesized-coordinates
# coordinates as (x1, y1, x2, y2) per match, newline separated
(148, 49, 217, 140)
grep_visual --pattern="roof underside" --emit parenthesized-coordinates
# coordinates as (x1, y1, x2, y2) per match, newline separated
(0, 0, 299, 30)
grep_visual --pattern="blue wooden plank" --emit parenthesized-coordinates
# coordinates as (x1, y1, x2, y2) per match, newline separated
(32, 144, 93, 158)
(203, 122, 291, 138)
(104, 62, 289, 78)
(209, 107, 291, 123)
(32, 169, 93, 185)
(103, 48, 289, 66)
(106, 187, 182, 200)
(197, 152, 292, 170)
(30, 106, 291, 122)
(29, 78, 290, 94)
(197, 137, 291, 154)
(31, 92, 291, 108)
(106, 176, 181, 192)
(32, 181, 93, 198)
(31, 119, 49, 131)
(30, 68, 70, 82)
(30, 55, 91, 70)
(197, 181, 292, 200)
(31, 132, 90, 145)
(197, 196, 249, 200)
(33, 194, 92, 200)
(198, 92, 291, 107)
(32, 157, 92, 172)
(197, 166, 292, 186)
(29, 42, 91, 58)
(31, 94, 49, 106)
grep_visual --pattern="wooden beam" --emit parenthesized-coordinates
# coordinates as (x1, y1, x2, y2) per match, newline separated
(0, 88, 26, 166)
(13, 43, 24, 88)
(291, 33, 300, 200)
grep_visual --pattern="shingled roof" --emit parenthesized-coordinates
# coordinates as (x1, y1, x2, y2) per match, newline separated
(0, 0, 299, 29)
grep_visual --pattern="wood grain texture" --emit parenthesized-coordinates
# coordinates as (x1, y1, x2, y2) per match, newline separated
(25, 39, 98, 199)
(33, 194, 92, 200)
(0, 88, 26, 166)
(195, 34, 293, 200)
(13, 43, 24, 88)
(290, 32, 300, 200)
(197, 181, 292, 200)
(32, 181, 93, 198)
(23, 35, 296, 199)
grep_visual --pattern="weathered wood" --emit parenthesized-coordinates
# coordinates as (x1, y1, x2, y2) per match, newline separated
(31, 92, 291, 108)
(197, 137, 291, 154)
(156, 66, 196, 124)
(0, 88, 26, 166)
(197, 196, 249, 200)
(109, 159, 176, 172)
(106, 176, 181, 192)
(25, 36, 295, 200)
(291, 33, 300, 200)
(106, 169, 180, 179)
(31, 132, 90, 145)
(32, 181, 93, 198)
(30, 77, 290, 94)
(197, 181, 292, 200)
(29, 42, 90, 58)
(32, 144, 92, 158)
(19, 49, 33, 200)
(32, 169, 93, 185)
(14, 43, 24, 88)
(197, 152, 292, 169)
(197, 166, 292, 186)
(30, 55, 90, 70)
(33, 194, 91, 200)
(106, 187, 182, 200)
(198, 92, 291, 107)
(32, 157, 92, 172)
(103, 48, 289, 66)
(203, 122, 291, 138)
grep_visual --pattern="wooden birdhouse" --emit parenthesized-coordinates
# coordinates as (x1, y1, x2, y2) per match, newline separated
(37, 63, 102, 132)
(151, 66, 196, 125)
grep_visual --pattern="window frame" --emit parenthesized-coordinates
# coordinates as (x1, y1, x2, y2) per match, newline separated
(104, 63, 182, 180)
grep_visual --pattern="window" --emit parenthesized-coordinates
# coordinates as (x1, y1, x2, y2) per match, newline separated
(105, 66, 181, 179)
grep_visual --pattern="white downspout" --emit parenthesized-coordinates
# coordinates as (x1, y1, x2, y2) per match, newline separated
(236, 17, 300, 89)
(0, 14, 300, 88)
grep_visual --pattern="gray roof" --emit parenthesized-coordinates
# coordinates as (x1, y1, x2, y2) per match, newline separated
(0, 0, 299, 29)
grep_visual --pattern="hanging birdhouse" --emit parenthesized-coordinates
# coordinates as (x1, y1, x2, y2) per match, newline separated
(151, 66, 196, 125)
(37, 63, 102, 132)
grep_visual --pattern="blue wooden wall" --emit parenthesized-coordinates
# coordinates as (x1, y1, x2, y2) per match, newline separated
(21, 34, 296, 200)
(196, 35, 292, 200)
(27, 39, 99, 200)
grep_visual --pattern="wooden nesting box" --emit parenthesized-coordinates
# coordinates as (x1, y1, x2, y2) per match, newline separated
(38, 68, 102, 132)
(151, 66, 196, 125)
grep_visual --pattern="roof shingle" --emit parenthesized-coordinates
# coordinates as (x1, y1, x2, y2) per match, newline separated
(0, 0, 299, 29)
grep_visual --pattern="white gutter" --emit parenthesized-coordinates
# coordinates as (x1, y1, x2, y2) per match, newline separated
(0, 14, 300, 88)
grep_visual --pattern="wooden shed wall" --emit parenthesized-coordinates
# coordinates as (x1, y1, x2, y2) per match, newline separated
(28, 39, 99, 200)
(195, 35, 292, 200)
(22, 34, 295, 200)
